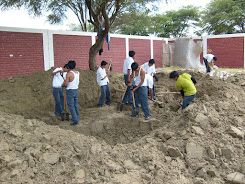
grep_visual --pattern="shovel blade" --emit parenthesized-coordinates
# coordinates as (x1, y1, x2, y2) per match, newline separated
(60, 113, 65, 121)
(65, 113, 69, 121)
(117, 102, 123, 111)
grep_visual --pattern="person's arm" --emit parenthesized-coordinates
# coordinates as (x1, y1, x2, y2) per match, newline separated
(51, 69, 63, 76)
(207, 61, 213, 71)
(62, 72, 70, 87)
(133, 69, 146, 93)
(101, 71, 109, 80)
(149, 88, 153, 101)
(127, 69, 131, 83)
(191, 77, 197, 84)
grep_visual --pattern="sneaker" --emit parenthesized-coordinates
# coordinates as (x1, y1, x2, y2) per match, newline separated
(97, 105, 103, 108)
(145, 115, 151, 120)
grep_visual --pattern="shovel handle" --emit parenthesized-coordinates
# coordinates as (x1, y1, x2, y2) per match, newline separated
(131, 90, 136, 108)
(121, 85, 128, 101)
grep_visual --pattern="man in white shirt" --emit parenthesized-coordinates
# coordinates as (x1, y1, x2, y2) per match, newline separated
(51, 64, 69, 117)
(143, 59, 156, 76)
(143, 59, 156, 100)
(145, 74, 158, 101)
(203, 54, 218, 73)
(122, 51, 135, 105)
(97, 61, 111, 107)
(63, 60, 80, 125)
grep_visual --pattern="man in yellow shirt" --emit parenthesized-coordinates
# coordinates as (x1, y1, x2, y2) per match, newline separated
(169, 71, 197, 110)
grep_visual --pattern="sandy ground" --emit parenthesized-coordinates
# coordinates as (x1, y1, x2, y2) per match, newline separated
(0, 68, 245, 183)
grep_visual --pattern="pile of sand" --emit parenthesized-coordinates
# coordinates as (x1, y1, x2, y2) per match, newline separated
(0, 69, 245, 183)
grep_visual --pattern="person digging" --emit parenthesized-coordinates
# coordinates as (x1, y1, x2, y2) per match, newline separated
(129, 62, 151, 120)
(169, 71, 197, 110)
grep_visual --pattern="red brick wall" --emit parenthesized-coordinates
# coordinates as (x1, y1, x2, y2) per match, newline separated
(153, 40, 163, 68)
(0, 31, 44, 79)
(129, 39, 151, 66)
(53, 34, 91, 69)
(207, 37, 244, 68)
(97, 37, 126, 73)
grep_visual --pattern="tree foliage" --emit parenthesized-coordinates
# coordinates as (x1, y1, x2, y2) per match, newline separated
(201, 0, 245, 34)
(164, 5, 200, 37)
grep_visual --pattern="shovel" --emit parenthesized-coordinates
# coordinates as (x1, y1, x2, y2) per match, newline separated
(131, 90, 139, 118)
(60, 89, 69, 121)
(117, 85, 128, 111)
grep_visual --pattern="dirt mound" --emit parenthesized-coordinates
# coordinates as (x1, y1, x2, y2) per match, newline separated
(0, 69, 245, 183)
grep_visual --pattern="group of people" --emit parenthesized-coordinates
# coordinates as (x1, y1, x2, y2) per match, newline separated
(52, 60, 80, 126)
(96, 50, 158, 120)
(52, 52, 217, 125)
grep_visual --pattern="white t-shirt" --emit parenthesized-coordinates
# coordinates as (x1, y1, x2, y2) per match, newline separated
(143, 62, 155, 76)
(145, 74, 153, 89)
(52, 67, 67, 88)
(123, 57, 134, 75)
(97, 67, 109, 86)
(67, 70, 79, 90)
(204, 54, 215, 63)
(134, 67, 147, 87)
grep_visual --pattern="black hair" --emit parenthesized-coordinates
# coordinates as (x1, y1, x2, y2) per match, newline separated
(129, 51, 136, 57)
(213, 56, 218, 61)
(169, 71, 179, 78)
(153, 74, 158, 81)
(64, 64, 69, 69)
(149, 59, 155, 64)
(101, 60, 108, 66)
(131, 62, 139, 71)
(68, 60, 76, 69)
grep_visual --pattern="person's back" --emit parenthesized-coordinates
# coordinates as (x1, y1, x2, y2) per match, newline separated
(176, 73, 196, 96)
(67, 70, 79, 90)
(63, 60, 80, 126)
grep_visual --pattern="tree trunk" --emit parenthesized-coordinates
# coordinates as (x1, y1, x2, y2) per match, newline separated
(88, 30, 107, 71)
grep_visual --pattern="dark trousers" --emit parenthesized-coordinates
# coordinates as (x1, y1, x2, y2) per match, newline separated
(203, 57, 210, 73)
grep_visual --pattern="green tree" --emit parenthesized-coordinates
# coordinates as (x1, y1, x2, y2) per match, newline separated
(164, 5, 200, 37)
(149, 14, 172, 37)
(0, 0, 161, 70)
(111, 10, 151, 36)
(201, 0, 245, 34)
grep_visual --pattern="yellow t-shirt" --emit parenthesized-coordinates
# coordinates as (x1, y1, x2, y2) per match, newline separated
(176, 73, 196, 96)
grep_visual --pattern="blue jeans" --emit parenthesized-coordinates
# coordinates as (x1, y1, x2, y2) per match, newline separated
(98, 84, 111, 106)
(67, 89, 79, 124)
(134, 86, 151, 117)
(203, 58, 210, 73)
(122, 75, 133, 105)
(153, 83, 156, 100)
(182, 94, 196, 110)
(53, 87, 64, 116)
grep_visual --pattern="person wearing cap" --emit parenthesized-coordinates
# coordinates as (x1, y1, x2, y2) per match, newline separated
(169, 71, 197, 110)
(130, 62, 151, 120)
(122, 51, 135, 105)
(51, 63, 69, 117)
(143, 59, 157, 99)
(203, 54, 218, 73)
(97, 60, 111, 107)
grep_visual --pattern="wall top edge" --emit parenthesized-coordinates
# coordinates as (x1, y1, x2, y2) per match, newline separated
(1, 26, 244, 40)
(0, 26, 164, 40)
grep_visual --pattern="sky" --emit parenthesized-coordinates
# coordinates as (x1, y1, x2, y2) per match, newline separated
(0, 0, 212, 31)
